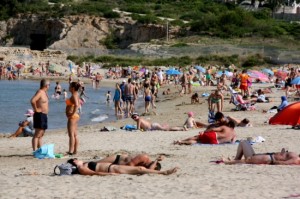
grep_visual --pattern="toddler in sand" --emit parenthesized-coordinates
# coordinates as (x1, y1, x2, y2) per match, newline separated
(183, 112, 196, 130)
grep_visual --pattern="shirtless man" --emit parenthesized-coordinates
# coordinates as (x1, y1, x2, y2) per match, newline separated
(174, 121, 236, 145)
(124, 78, 136, 117)
(30, 79, 50, 151)
(95, 72, 102, 88)
(223, 140, 300, 165)
(131, 113, 185, 131)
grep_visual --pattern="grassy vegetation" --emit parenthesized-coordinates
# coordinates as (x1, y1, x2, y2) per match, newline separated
(67, 53, 271, 68)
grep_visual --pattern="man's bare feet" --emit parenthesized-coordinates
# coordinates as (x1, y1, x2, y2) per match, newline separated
(163, 167, 178, 175)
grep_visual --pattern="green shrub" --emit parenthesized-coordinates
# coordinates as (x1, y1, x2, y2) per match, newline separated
(170, 43, 189, 48)
(242, 54, 265, 67)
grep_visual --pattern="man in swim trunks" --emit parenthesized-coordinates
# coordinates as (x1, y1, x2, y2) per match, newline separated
(30, 79, 50, 152)
(131, 113, 185, 131)
(174, 121, 236, 145)
(222, 140, 300, 165)
(124, 78, 136, 117)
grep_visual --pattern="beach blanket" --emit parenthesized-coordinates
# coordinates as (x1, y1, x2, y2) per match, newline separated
(193, 140, 240, 146)
(193, 138, 263, 146)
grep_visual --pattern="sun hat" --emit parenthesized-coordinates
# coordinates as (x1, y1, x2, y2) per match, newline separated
(24, 109, 34, 116)
(122, 79, 126, 83)
(187, 111, 194, 117)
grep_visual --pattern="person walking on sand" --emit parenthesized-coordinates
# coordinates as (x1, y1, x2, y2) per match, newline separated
(66, 82, 81, 155)
(113, 83, 123, 115)
(144, 83, 152, 113)
(124, 78, 136, 117)
(31, 79, 50, 152)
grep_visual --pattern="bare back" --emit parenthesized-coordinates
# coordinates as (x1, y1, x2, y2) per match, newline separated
(214, 126, 236, 143)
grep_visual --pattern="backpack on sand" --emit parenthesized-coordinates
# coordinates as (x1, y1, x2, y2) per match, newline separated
(54, 163, 77, 176)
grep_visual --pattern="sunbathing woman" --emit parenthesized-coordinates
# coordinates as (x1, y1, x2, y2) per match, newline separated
(96, 154, 164, 171)
(223, 140, 300, 165)
(67, 158, 178, 176)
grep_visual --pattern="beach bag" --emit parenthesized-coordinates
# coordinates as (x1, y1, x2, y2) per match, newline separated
(54, 163, 77, 176)
(33, 144, 55, 159)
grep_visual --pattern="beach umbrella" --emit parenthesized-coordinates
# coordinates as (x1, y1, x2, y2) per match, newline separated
(247, 70, 269, 82)
(15, 63, 24, 69)
(262, 68, 274, 76)
(291, 76, 300, 85)
(217, 70, 233, 77)
(139, 68, 146, 73)
(195, 65, 206, 73)
(275, 70, 288, 80)
(269, 102, 300, 126)
(165, 69, 182, 76)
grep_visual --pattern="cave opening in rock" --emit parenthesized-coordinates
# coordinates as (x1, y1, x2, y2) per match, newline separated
(30, 34, 46, 51)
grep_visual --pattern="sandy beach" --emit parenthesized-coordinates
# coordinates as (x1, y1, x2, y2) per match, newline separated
(1, 78, 300, 199)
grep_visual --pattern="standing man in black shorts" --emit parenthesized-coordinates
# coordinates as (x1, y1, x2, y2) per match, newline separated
(31, 79, 50, 152)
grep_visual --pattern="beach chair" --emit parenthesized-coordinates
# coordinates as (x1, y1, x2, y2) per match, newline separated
(228, 87, 254, 111)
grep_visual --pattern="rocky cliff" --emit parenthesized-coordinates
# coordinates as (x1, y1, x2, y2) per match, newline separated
(0, 14, 177, 54)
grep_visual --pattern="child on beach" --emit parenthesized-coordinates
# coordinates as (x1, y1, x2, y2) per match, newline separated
(183, 112, 197, 130)
(191, 93, 200, 104)
(63, 89, 68, 100)
(106, 91, 111, 104)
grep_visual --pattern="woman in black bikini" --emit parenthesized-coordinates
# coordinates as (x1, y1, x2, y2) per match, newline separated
(96, 154, 164, 170)
(223, 140, 300, 165)
(67, 158, 178, 176)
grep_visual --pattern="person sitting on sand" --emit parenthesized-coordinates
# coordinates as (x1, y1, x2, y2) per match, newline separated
(268, 96, 288, 112)
(96, 154, 164, 170)
(9, 109, 35, 138)
(222, 140, 300, 165)
(66, 158, 178, 176)
(131, 113, 185, 131)
(183, 112, 197, 130)
(174, 121, 236, 145)
(162, 88, 171, 95)
(191, 93, 200, 104)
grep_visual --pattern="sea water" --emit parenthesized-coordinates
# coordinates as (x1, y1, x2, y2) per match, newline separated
(0, 80, 117, 134)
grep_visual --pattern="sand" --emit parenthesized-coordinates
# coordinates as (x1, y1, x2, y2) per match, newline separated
(1, 78, 300, 199)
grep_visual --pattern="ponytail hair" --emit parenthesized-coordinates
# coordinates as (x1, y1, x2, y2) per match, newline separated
(70, 82, 81, 91)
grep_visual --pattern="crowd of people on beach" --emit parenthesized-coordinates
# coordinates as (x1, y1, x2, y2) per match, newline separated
(5, 61, 300, 177)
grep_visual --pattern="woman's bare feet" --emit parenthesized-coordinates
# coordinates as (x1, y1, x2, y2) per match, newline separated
(173, 140, 182, 145)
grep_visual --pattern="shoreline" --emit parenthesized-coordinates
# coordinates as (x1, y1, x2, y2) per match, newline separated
(1, 77, 300, 198)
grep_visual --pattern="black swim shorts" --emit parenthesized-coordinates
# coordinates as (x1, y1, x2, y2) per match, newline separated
(33, 112, 48, 130)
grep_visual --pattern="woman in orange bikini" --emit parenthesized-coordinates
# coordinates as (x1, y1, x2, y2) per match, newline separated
(66, 82, 81, 155)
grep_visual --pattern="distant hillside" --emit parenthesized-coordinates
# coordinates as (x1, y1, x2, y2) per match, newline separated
(1, 0, 300, 41)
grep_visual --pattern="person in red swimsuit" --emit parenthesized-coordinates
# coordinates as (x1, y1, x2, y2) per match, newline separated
(174, 121, 236, 145)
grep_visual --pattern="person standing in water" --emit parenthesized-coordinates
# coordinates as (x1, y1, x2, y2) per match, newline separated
(30, 79, 50, 152)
